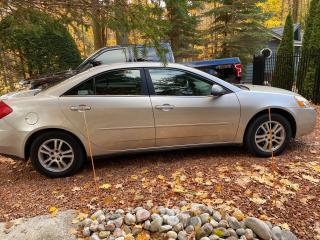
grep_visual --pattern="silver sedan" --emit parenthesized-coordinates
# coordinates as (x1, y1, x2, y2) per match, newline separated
(0, 63, 316, 177)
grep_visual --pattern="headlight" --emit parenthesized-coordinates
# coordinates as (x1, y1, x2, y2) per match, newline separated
(294, 96, 310, 108)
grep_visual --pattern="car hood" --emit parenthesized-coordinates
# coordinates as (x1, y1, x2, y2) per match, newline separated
(0, 89, 41, 99)
(241, 84, 300, 96)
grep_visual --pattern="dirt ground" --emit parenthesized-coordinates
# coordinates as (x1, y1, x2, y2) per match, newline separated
(0, 106, 319, 240)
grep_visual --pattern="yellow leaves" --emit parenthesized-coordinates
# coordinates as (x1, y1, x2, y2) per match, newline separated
(103, 196, 112, 205)
(302, 174, 320, 183)
(172, 184, 185, 193)
(181, 205, 191, 212)
(157, 175, 166, 180)
(249, 194, 266, 205)
(72, 212, 88, 224)
(235, 176, 251, 188)
(299, 195, 316, 205)
(280, 223, 290, 230)
(233, 208, 245, 221)
(279, 178, 300, 191)
(312, 165, 320, 173)
(99, 183, 111, 190)
(136, 231, 150, 240)
(131, 175, 139, 180)
(49, 206, 58, 217)
(71, 186, 82, 192)
(194, 177, 204, 184)
(214, 183, 222, 193)
(115, 184, 123, 189)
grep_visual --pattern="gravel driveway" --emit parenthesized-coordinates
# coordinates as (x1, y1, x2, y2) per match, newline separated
(0, 106, 319, 240)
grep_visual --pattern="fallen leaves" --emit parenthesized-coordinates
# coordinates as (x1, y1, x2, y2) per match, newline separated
(99, 183, 112, 190)
(302, 174, 320, 183)
(48, 207, 58, 217)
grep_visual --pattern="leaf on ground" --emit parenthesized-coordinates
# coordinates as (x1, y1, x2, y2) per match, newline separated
(302, 174, 319, 183)
(249, 195, 266, 205)
(280, 223, 290, 230)
(194, 177, 204, 184)
(49, 206, 58, 217)
(130, 175, 139, 180)
(136, 231, 150, 240)
(214, 183, 222, 193)
(235, 176, 251, 188)
(300, 195, 316, 204)
(157, 175, 166, 180)
(115, 184, 123, 189)
(172, 184, 185, 193)
(71, 186, 82, 192)
(99, 183, 111, 189)
(279, 178, 300, 191)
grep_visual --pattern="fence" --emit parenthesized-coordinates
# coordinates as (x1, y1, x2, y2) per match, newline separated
(252, 51, 320, 104)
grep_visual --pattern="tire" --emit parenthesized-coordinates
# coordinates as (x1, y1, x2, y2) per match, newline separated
(245, 113, 292, 157)
(30, 131, 86, 178)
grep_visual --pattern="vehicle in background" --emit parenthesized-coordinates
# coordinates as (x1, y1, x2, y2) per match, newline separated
(183, 57, 242, 84)
(20, 43, 242, 89)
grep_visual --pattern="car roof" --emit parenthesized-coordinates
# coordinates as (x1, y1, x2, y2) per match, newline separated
(41, 62, 241, 96)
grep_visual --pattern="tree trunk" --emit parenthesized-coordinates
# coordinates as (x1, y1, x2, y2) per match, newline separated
(114, 0, 129, 45)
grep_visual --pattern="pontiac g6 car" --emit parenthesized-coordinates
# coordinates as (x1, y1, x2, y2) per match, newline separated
(0, 63, 316, 177)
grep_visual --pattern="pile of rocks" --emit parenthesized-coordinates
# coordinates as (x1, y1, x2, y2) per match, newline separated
(81, 203, 297, 240)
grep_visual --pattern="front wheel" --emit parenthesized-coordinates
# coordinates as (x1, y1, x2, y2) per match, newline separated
(245, 113, 292, 157)
(30, 131, 86, 178)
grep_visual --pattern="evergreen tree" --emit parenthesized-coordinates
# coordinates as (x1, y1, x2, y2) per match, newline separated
(206, 0, 269, 64)
(164, 0, 203, 61)
(302, 1, 320, 99)
(0, 9, 82, 78)
(272, 13, 294, 90)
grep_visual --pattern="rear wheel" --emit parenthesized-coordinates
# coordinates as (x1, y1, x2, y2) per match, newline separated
(30, 131, 86, 177)
(245, 113, 292, 157)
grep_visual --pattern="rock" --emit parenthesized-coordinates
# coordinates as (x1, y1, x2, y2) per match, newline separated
(166, 208, 176, 216)
(174, 223, 184, 232)
(178, 230, 188, 240)
(144, 220, 151, 230)
(98, 224, 106, 231)
(150, 218, 163, 232)
(265, 221, 272, 229)
(99, 231, 110, 239)
(124, 213, 136, 225)
(177, 213, 190, 227)
(110, 213, 122, 220)
(113, 228, 124, 238)
(228, 217, 241, 230)
(244, 217, 271, 240)
(271, 226, 281, 240)
(208, 235, 220, 240)
(113, 217, 124, 228)
(178, 201, 188, 207)
(244, 229, 254, 240)
(90, 220, 99, 232)
(115, 209, 125, 215)
(226, 237, 238, 240)
(200, 213, 210, 224)
(134, 207, 144, 213)
(189, 216, 202, 227)
(92, 210, 104, 219)
(210, 219, 219, 228)
(108, 236, 116, 240)
(136, 209, 151, 223)
(167, 216, 180, 226)
(159, 225, 173, 232)
(115, 237, 124, 240)
(158, 206, 166, 215)
(228, 228, 238, 238)
(281, 230, 298, 240)
(233, 209, 245, 221)
(83, 218, 93, 227)
(97, 215, 106, 223)
(185, 225, 194, 233)
(105, 222, 116, 231)
(132, 225, 143, 236)
(212, 211, 222, 222)
(219, 220, 228, 228)
(151, 213, 162, 221)
(91, 233, 101, 240)
(213, 227, 230, 238)
(200, 237, 210, 240)
(202, 223, 214, 235)
(122, 225, 131, 234)
(167, 230, 178, 239)
(83, 226, 91, 237)
(124, 233, 134, 240)
(236, 228, 246, 236)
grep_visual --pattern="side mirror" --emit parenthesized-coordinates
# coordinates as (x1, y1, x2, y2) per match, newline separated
(211, 84, 226, 97)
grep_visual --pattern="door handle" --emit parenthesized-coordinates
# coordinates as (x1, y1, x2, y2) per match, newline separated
(155, 104, 174, 111)
(70, 105, 91, 112)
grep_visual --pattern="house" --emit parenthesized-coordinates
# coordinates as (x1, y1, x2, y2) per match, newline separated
(244, 24, 302, 83)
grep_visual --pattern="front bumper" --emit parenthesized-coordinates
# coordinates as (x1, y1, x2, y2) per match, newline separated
(292, 107, 317, 137)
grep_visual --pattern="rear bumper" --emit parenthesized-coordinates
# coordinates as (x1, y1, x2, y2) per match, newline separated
(0, 120, 26, 159)
(292, 107, 317, 137)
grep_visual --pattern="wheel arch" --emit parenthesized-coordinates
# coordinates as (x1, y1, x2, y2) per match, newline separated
(24, 128, 87, 160)
(243, 108, 297, 144)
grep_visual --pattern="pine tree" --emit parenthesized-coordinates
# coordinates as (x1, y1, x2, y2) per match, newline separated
(302, 1, 320, 99)
(164, 0, 203, 61)
(206, 0, 269, 64)
(272, 13, 294, 90)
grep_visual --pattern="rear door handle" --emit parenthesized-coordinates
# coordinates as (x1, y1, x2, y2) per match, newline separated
(155, 104, 174, 111)
(70, 105, 91, 112)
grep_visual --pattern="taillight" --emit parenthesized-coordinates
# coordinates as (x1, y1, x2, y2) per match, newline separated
(235, 64, 242, 78)
(0, 101, 13, 119)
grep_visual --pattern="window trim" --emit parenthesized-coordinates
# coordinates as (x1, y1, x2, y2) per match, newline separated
(144, 67, 232, 97)
(61, 68, 149, 97)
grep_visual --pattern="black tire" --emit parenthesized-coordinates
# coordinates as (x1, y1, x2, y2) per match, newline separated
(30, 131, 86, 178)
(245, 113, 292, 157)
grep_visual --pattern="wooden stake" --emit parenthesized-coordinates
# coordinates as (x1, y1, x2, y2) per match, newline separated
(268, 108, 277, 205)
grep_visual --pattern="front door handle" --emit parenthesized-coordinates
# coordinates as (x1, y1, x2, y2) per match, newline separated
(70, 105, 91, 112)
(155, 104, 174, 111)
